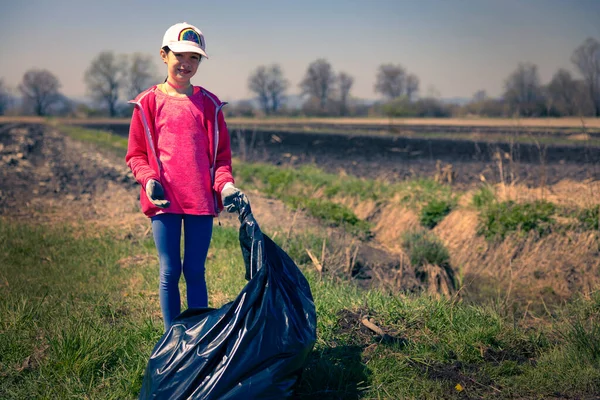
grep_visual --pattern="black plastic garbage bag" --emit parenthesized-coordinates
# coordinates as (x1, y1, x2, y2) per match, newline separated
(139, 197, 317, 399)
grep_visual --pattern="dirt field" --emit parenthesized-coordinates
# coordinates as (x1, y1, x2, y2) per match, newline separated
(64, 119, 600, 188)
(0, 121, 406, 293)
(2, 120, 599, 306)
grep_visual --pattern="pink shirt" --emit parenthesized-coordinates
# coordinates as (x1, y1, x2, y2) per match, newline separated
(153, 88, 214, 215)
(126, 85, 234, 218)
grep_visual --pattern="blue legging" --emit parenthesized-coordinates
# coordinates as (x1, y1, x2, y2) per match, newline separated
(151, 213, 213, 330)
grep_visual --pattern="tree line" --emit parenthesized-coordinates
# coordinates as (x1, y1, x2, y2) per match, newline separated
(1, 37, 598, 118)
(0, 52, 159, 118)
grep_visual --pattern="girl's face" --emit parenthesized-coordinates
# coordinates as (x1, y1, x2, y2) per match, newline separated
(160, 49, 201, 85)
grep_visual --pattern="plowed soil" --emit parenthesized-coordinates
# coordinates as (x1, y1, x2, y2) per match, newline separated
(2, 120, 599, 299)
(71, 121, 600, 188)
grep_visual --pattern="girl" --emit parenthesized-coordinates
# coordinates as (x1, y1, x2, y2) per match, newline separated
(126, 22, 247, 330)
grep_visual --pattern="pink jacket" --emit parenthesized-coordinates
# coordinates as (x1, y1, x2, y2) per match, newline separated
(125, 85, 234, 217)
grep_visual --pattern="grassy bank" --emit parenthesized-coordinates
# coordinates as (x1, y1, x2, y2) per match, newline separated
(235, 161, 456, 238)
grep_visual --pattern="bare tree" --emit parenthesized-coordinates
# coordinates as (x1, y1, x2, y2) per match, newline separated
(127, 53, 159, 99)
(337, 72, 354, 116)
(374, 64, 406, 100)
(473, 90, 487, 103)
(503, 62, 544, 116)
(266, 65, 288, 114)
(405, 73, 420, 101)
(546, 69, 580, 116)
(18, 69, 62, 116)
(466, 90, 505, 117)
(571, 37, 600, 116)
(299, 59, 336, 111)
(469, 90, 488, 115)
(84, 51, 127, 117)
(248, 66, 270, 114)
(248, 64, 288, 115)
(0, 78, 12, 115)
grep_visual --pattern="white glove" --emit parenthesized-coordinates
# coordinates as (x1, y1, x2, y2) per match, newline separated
(221, 182, 249, 213)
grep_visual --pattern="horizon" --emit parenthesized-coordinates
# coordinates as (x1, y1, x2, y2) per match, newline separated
(1, 0, 599, 103)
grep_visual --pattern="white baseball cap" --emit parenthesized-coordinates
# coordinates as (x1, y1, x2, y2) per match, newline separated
(161, 22, 208, 58)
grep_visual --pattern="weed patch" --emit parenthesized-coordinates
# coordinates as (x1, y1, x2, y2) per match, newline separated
(302, 198, 372, 237)
(577, 204, 600, 231)
(401, 230, 451, 268)
(477, 200, 556, 240)
(420, 198, 453, 229)
(395, 178, 455, 209)
(472, 185, 496, 208)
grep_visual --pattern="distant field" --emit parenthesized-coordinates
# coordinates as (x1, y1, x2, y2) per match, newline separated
(226, 116, 600, 129)
(2, 116, 600, 129)
(2, 116, 599, 188)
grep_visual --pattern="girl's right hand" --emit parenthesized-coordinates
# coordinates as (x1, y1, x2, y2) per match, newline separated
(145, 179, 170, 208)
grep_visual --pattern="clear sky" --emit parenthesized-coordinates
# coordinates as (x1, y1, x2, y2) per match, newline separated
(1, 0, 599, 102)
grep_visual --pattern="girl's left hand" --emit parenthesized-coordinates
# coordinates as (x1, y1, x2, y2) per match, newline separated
(221, 183, 249, 213)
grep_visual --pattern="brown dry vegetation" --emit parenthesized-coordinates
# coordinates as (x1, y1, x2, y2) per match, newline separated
(341, 179, 600, 312)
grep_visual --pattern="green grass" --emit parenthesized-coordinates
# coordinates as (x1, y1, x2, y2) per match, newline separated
(235, 162, 375, 237)
(419, 198, 454, 229)
(2, 217, 599, 399)
(473, 189, 599, 241)
(472, 185, 496, 209)
(401, 230, 451, 268)
(235, 162, 387, 202)
(0, 219, 158, 399)
(577, 204, 600, 231)
(55, 124, 129, 158)
(477, 200, 557, 240)
(235, 161, 454, 238)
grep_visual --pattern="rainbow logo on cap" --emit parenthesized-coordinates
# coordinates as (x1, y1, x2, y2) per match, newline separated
(179, 28, 201, 45)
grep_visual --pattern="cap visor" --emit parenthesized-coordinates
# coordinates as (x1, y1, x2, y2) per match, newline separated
(168, 42, 208, 58)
